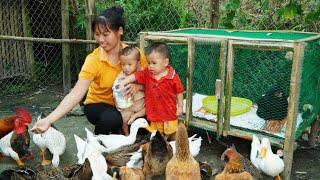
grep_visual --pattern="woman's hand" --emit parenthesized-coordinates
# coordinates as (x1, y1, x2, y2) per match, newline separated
(31, 118, 52, 134)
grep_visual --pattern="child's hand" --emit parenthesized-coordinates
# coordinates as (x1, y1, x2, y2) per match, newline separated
(127, 115, 136, 125)
(176, 106, 183, 116)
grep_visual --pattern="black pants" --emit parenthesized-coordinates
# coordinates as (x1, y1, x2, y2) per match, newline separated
(84, 103, 122, 135)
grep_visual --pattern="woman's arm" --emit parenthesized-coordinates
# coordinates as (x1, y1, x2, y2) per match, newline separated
(32, 79, 91, 133)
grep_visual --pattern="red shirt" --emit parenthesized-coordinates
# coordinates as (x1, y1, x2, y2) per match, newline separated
(135, 66, 184, 122)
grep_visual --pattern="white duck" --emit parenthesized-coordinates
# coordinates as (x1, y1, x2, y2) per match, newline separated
(95, 118, 154, 152)
(32, 113, 66, 167)
(85, 128, 108, 153)
(169, 134, 202, 157)
(74, 134, 112, 180)
(250, 134, 261, 170)
(258, 137, 284, 180)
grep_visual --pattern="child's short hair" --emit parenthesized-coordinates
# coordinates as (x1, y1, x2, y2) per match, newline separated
(120, 45, 140, 61)
(145, 42, 170, 59)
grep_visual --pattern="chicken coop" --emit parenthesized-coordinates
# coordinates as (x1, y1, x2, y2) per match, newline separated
(139, 28, 320, 178)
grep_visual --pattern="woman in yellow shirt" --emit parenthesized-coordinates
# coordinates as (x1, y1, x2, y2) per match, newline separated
(32, 6, 147, 135)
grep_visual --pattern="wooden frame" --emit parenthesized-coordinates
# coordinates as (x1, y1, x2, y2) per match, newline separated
(139, 28, 319, 180)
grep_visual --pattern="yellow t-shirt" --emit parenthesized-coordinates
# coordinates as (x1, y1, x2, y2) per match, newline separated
(78, 43, 148, 105)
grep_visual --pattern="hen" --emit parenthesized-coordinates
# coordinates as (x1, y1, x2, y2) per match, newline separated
(215, 147, 253, 180)
(142, 131, 173, 179)
(0, 107, 33, 167)
(33, 113, 66, 167)
(166, 122, 201, 180)
(0, 115, 17, 139)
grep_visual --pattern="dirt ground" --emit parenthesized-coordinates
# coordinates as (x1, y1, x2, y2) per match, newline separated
(0, 86, 319, 179)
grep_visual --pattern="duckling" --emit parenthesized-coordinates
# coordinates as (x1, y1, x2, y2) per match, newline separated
(166, 123, 201, 180)
(142, 131, 173, 179)
(74, 134, 113, 180)
(33, 113, 66, 167)
(257, 138, 284, 180)
(95, 118, 154, 153)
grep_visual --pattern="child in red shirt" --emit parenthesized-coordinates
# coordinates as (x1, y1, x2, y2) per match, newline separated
(120, 42, 184, 140)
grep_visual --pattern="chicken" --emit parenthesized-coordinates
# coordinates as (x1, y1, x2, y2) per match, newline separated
(0, 115, 16, 139)
(166, 123, 200, 180)
(33, 113, 66, 167)
(257, 86, 288, 121)
(142, 131, 173, 179)
(215, 147, 253, 180)
(112, 166, 145, 180)
(0, 107, 33, 167)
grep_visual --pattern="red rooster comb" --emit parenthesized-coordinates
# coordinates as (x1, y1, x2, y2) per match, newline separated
(15, 107, 32, 124)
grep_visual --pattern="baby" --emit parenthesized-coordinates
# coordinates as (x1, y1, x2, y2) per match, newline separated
(113, 46, 145, 136)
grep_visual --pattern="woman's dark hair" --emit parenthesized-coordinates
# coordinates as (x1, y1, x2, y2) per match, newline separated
(91, 6, 125, 32)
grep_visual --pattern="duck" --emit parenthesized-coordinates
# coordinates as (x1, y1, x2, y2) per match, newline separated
(250, 135, 261, 170)
(32, 113, 66, 167)
(166, 122, 200, 180)
(0, 107, 33, 167)
(95, 118, 154, 152)
(85, 128, 108, 153)
(169, 134, 202, 157)
(74, 134, 113, 180)
(257, 137, 284, 180)
(105, 139, 148, 168)
(142, 130, 173, 179)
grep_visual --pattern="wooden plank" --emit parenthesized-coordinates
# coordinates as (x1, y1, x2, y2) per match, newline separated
(232, 40, 294, 49)
(185, 38, 195, 128)
(84, 0, 96, 52)
(22, 0, 34, 79)
(283, 42, 305, 180)
(223, 40, 234, 134)
(61, 0, 71, 94)
(0, 35, 97, 44)
(139, 32, 147, 52)
(216, 40, 227, 137)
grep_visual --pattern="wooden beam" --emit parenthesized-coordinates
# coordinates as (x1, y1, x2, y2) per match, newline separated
(22, 0, 34, 79)
(185, 38, 195, 128)
(223, 40, 234, 134)
(283, 42, 305, 180)
(85, 0, 96, 52)
(216, 40, 227, 137)
(61, 0, 71, 94)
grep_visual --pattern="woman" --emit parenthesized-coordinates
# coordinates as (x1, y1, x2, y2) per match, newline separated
(32, 6, 147, 135)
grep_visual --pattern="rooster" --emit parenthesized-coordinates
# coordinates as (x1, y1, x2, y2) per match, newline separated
(215, 147, 253, 180)
(0, 107, 33, 167)
(0, 115, 16, 139)
(166, 122, 201, 180)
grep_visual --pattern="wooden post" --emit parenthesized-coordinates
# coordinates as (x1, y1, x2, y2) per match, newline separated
(185, 38, 195, 128)
(139, 32, 147, 52)
(223, 40, 234, 134)
(85, 0, 96, 52)
(283, 42, 305, 180)
(61, 0, 71, 94)
(216, 40, 227, 137)
(210, 0, 219, 28)
(22, 0, 34, 79)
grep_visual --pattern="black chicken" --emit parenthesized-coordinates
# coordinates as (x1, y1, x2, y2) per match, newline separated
(257, 86, 288, 121)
